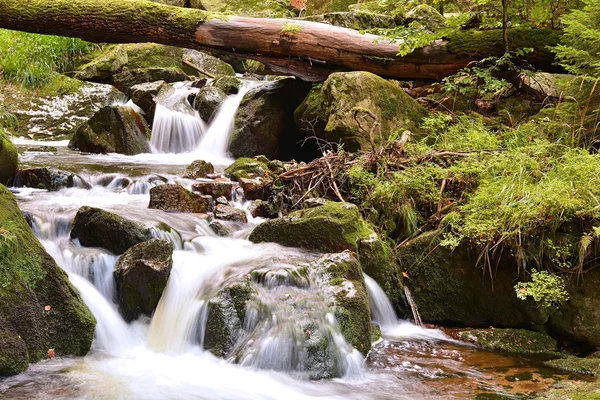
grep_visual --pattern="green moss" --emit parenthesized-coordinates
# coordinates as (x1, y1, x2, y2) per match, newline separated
(544, 357, 600, 376)
(225, 157, 269, 180)
(123, 43, 183, 70)
(0, 129, 18, 184)
(458, 328, 558, 356)
(36, 73, 82, 97)
(281, 22, 303, 33)
(249, 201, 374, 253)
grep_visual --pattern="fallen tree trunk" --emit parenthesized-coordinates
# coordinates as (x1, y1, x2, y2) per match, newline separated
(0, 0, 557, 81)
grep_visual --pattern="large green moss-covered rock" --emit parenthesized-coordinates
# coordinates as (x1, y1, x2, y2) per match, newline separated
(0, 185, 95, 376)
(224, 157, 269, 181)
(111, 67, 189, 95)
(395, 231, 548, 328)
(249, 201, 373, 253)
(0, 129, 18, 185)
(543, 357, 600, 376)
(229, 77, 309, 159)
(302, 11, 396, 29)
(68, 105, 150, 155)
(183, 49, 236, 77)
(294, 72, 429, 152)
(114, 239, 174, 322)
(123, 43, 183, 70)
(404, 4, 445, 31)
(75, 45, 128, 82)
(70, 206, 151, 254)
(312, 251, 372, 356)
(193, 86, 227, 122)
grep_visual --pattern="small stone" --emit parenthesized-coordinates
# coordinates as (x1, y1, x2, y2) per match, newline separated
(239, 177, 268, 200)
(209, 220, 231, 236)
(183, 160, 215, 179)
(201, 195, 215, 213)
(149, 184, 206, 213)
(215, 196, 228, 205)
(191, 181, 233, 199)
(214, 204, 248, 223)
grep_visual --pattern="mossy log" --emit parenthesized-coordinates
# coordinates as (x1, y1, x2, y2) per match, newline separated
(0, 0, 559, 81)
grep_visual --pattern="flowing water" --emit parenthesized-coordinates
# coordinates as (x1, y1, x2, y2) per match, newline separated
(1, 82, 591, 399)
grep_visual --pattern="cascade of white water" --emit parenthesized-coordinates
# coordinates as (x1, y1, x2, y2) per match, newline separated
(150, 83, 206, 153)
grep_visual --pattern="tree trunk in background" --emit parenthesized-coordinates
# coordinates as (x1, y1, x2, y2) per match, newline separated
(0, 0, 557, 81)
(502, 0, 510, 53)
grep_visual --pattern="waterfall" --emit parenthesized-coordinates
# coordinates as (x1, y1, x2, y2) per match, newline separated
(150, 82, 206, 154)
(364, 274, 448, 340)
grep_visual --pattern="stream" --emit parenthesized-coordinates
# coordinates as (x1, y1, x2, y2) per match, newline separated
(0, 81, 589, 399)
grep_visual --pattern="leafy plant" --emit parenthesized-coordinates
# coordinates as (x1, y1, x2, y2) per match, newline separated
(514, 269, 569, 308)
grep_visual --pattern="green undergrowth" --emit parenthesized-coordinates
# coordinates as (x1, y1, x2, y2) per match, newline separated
(343, 111, 600, 275)
(0, 29, 99, 88)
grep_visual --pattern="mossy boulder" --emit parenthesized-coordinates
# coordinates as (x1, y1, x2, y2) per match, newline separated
(123, 43, 183, 70)
(305, 0, 357, 15)
(294, 72, 429, 152)
(75, 45, 128, 82)
(395, 231, 548, 328)
(0, 185, 95, 376)
(200, 0, 294, 17)
(191, 180, 233, 199)
(303, 11, 396, 30)
(114, 238, 174, 322)
(224, 157, 269, 181)
(249, 201, 373, 253)
(311, 251, 372, 356)
(149, 183, 207, 213)
(68, 105, 150, 155)
(183, 160, 215, 179)
(183, 49, 236, 77)
(404, 4, 445, 31)
(229, 77, 310, 159)
(212, 76, 241, 95)
(458, 328, 558, 356)
(192, 86, 227, 122)
(0, 129, 18, 184)
(214, 204, 248, 223)
(544, 357, 600, 376)
(70, 206, 151, 254)
(111, 67, 189, 95)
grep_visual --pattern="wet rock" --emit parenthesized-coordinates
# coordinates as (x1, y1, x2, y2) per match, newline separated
(295, 71, 429, 152)
(111, 67, 189, 95)
(302, 11, 396, 30)
(214, 204, 248, 223)
(25, 146, 58, 153)
(229, 77, 310, 159)
(191, 180, 234, 199)
(0, 129, 18, 184)
(311, 251, 373, 356)
(183, 49, 236, 78)
(9, 168, 76, 191)
(149, 183, 207, 213)
(0, 186, 95, 376)
(404, 4, 445, 31)
(192, 86, 227, 122)
(303, 197, 327, 209)
(357, 232, 390, 285)
(212, 76, 241, 95)
(215, 196, 228, 205)
(68, 105, 151, 155)
(248, 199, 279, 218)
(183, 160, 215, 179)
(201, 195, 216, 213)
(130, 80, 167, 125)
(201, 281, 255, 357)
(249, 201, 373, 253)
(225, 157, 268, 181)
(239, 177, 269, 200)
(75, 45, 128, 82)
(458, 328, 558, 356)
(114, 239, 174, 322)
(209, 220, 231, 236)
(70, 206, 151, 254)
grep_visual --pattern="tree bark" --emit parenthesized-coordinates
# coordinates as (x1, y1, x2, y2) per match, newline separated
(0, 0, 475, 81)
(0, 0, 556, 81)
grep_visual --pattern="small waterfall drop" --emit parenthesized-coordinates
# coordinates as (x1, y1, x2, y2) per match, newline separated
(150, 83, 206, 153)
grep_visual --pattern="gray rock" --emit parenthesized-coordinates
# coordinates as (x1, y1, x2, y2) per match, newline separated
(70, 206, 150, 254)
(191, 180, 234, 199)
(130, 80, 167, 125)
(214, 204, 248, 223)
(193, 86, 227, 122)
(183, 49, 236, 77)
(149, 184, 207, 213)
(111, 68, 189, 95)
(114, 239, 174, 322)
(183, 160, 215, 179)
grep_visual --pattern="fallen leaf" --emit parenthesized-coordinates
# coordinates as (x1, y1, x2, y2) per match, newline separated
(47, 349, 55, 358)
(44, 305, 51, 311)
(402, 271, 409, 279)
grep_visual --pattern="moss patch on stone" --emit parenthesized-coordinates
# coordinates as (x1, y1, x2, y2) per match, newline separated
(0, 129, 18, 184)
(544, 357, 600, 376)
(458, 328, 558, 356)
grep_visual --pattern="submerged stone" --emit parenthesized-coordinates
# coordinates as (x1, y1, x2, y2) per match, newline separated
(114, 238, 174, 322)
(70, 206, 151, 254)
(544, 356, 600, 376)
(0, 186, 95, 376)
(68, 105, 150, 155)
(9, 168, 78, 191)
